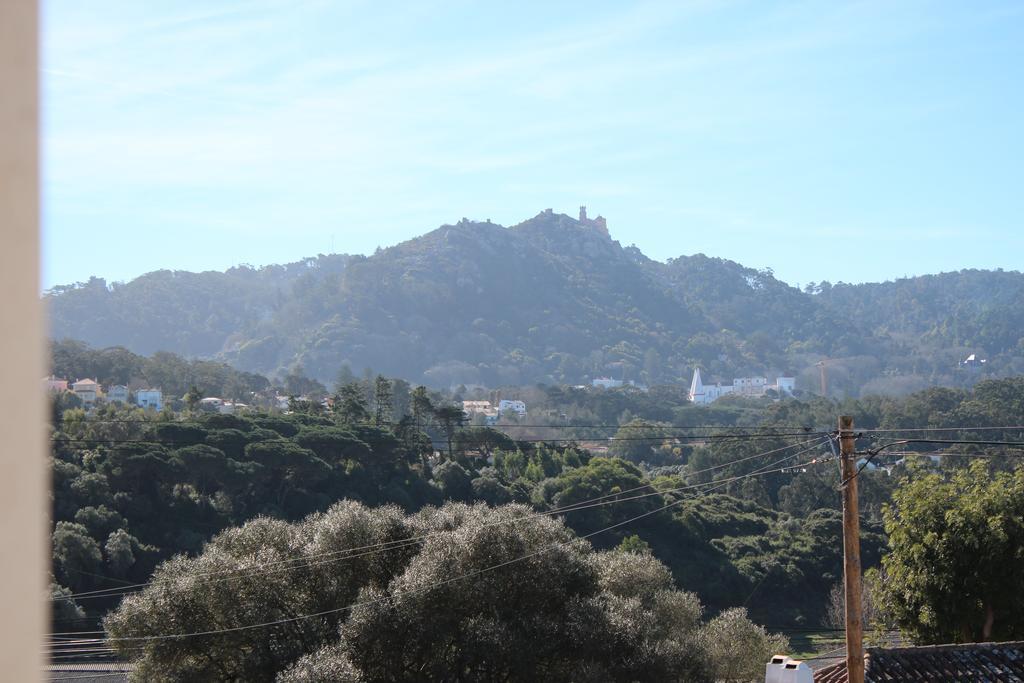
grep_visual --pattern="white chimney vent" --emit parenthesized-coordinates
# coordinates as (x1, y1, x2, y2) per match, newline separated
(765, 655, 813, 683)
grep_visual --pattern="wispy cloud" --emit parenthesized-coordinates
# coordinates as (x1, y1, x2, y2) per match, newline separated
(42, 0, 1024, 287)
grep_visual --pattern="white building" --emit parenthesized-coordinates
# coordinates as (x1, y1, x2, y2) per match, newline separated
(688, 368, 795, 405)
(775, 377, 796, 394)
(497, 399, 527, 416)
(106, 385, 129, 403)
(591, 377, 623, 389)
(222, 401, 248, 414)
(195, 396, 247, 414)
(960, 353, 987, 369)
(136, 389, 163, 411)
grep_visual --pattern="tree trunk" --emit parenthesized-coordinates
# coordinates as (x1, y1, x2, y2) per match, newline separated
(983, 603, 995, 640)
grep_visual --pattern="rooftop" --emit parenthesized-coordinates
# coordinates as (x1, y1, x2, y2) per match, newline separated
(814, 641, 1024, 682)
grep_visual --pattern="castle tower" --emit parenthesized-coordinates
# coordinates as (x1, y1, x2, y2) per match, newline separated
(579, 205, 587, 222)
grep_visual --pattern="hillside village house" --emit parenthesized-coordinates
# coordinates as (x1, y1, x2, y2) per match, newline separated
(688, 367, 795, 405)
(43, 375, 68, 392)
(497, 399, 527, 417)
(198, 397, 249, 415)
(106, 384, 129, 403)
(136, 389, 163, 411)
(461, 399, 527, 422)
(461, 400, 498, 420)
(71, 378, 100, 404)
(461, 400, 492, 413)
(592, 377, 647, 391)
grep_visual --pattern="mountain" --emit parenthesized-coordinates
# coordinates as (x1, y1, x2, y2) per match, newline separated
(46, 210, 1024, 394)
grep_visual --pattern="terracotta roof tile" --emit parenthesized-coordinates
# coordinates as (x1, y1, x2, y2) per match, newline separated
(814, 641, 1024, 682)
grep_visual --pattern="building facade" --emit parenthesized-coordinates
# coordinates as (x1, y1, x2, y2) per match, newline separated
(688, 368, 795, 405)
(497, 399, 527, 416)
(106, 385, 129, 403)
(136, 389, 163, 411)
(43, 375, 68, 393)
(462, 400, 499, 424)
(71, 379, 100, 404)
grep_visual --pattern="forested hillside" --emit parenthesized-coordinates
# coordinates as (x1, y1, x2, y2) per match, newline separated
(51, 376, 1024, 674)
(46, 210, 1024, 394)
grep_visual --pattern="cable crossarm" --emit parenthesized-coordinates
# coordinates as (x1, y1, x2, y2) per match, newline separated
(51, 435, 830, 603)
(81, 454, 831, 644)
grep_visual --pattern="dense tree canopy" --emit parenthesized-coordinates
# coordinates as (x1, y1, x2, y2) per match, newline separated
(107, 502, 786, 683)
(50, 371, 1024, 661)
(876, 462, 1024, 644)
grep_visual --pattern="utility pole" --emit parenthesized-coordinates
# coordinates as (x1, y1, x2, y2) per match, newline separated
(839, 415, 864, 683)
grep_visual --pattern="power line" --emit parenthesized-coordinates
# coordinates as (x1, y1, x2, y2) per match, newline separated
(53, 436, 831, 603)
(59, 418, 1024, 436)
(51, 454, 832, 641)
(45, 648, 120, 656)
(859, 426, 1024, 433)
(99, 458, 833, 643)
(57, 417, 822, 431)
(38, 672, 130, 681)
(867, 450, 1024, 459)
(864, 438, 1024, 451)
(50, 433, 826, 448)
(846, 437, 1024, 483)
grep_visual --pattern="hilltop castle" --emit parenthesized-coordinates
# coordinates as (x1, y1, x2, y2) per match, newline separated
(578, 205, 609, 236)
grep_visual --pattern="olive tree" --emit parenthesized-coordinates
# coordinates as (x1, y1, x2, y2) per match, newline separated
(108, 502, 787, 682)
(105, 502, 416, 682)
(699, 608, 789, 682)
(282, 504, 781, 682)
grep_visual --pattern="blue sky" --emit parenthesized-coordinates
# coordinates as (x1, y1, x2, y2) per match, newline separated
(43, 0, 1024, 289)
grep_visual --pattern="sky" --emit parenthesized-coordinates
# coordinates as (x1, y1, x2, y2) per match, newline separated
(43, 0, 1024, 290)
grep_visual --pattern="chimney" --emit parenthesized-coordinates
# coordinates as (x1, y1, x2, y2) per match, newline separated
(765, 656, 813, 683)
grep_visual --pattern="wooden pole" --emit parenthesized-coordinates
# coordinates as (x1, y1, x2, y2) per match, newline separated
(839, 415, 864, 683)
